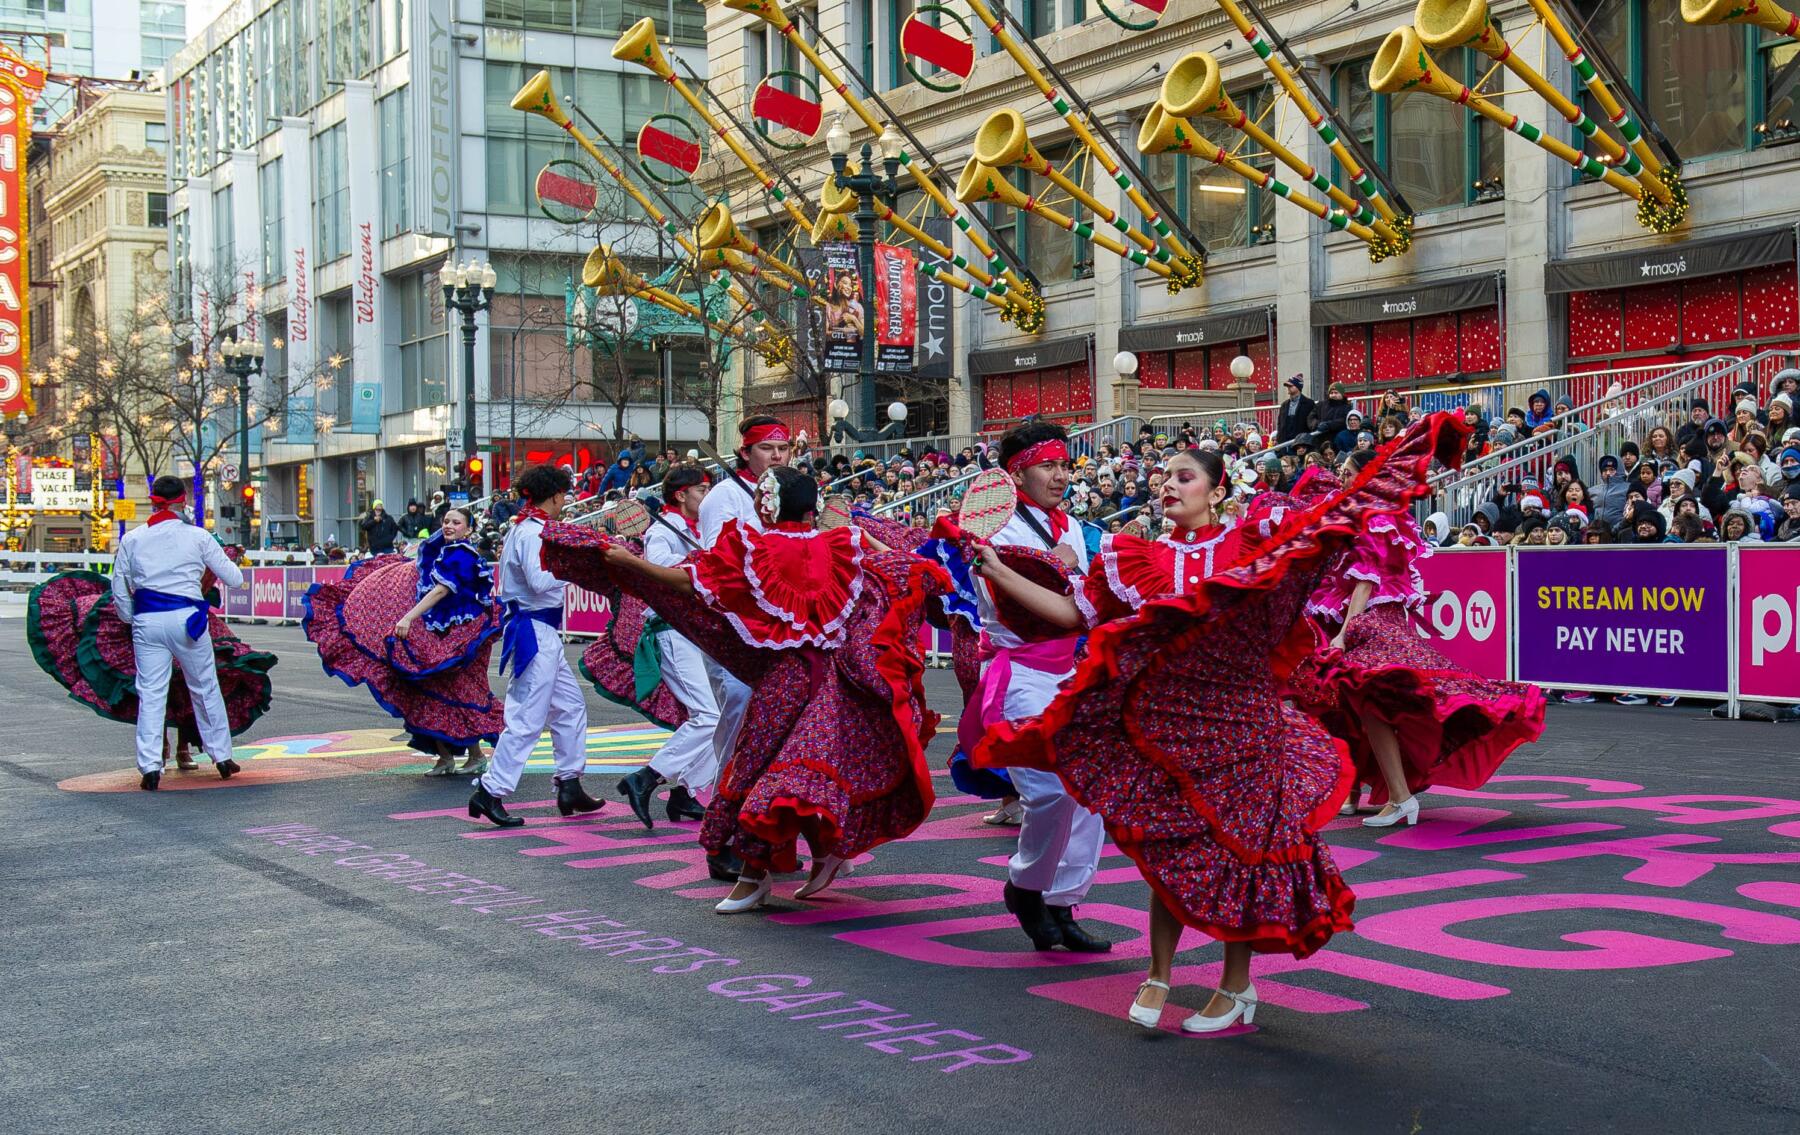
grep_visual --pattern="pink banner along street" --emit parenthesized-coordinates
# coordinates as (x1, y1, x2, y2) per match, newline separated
(1410, 548, 1509, 681)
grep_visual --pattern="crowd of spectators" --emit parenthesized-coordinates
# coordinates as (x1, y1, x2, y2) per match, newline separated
(1428, 367, 1800, 549)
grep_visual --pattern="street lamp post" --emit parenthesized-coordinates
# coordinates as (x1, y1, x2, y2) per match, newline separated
(441, 256, 498, 487)
(222, 336, 265, 546)
(825, 118, 905, 435)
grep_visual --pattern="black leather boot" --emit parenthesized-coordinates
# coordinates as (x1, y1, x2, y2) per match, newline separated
(468, 782, 525, 828)
(1047, 905, 1113, 953)
(706, 848, 745, 883)
(665, 785, 707, 823)
(555, 776, 604, 817)
(216, 758, 241, 780)
(140, 770, 160, 791)
(1003, 881, 1064, 950)
(616, 767, 663, 828)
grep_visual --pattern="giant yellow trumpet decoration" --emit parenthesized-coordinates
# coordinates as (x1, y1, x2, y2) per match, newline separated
(723, 0, 1045, 320)
(1683, 0, 1799, 33)
(954, 158, 1173, 280)
(1369, 29, 1646, 203)
(1415, 0, 1683, 230)
(1161, 52, 1396, 248)
(512, 69, 794, 359)
(1136, 104, 1378, 244)
(695, 202, 810, 289)
(974, 108, 1172, 267)
(582, 244, 761, 348)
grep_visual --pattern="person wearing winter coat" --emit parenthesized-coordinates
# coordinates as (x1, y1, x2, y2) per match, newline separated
(1524, 388, 1555, 431)
(1312, 382, 1353, 444)
(1275, 375, 1317, 445)
(1676, 399, 1712, 453)
(1332, 409, 1367, 455)
(1591, 455, 1630, 528)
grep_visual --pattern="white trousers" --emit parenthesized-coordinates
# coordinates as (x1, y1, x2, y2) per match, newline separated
(1000, 662, 1104, 907)
(479, 621, 589, 798)
(648, 629, 722, 791)
(708, 656, 752, 777)
(133, 609, 233, 774)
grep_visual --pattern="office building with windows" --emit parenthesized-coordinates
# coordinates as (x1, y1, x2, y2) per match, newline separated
(0, 0, 187, 121)
(705, 1, 1800, 437)
(165, 0, 711, 547)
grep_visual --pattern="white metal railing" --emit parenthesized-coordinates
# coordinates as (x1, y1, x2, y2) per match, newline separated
(1427, 350, 1795, 527)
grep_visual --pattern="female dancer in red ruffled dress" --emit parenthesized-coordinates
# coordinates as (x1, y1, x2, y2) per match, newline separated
(970, 413, 1470, 1035)
(1291, 450, 1546, 827)
(539, 466, 951, 914)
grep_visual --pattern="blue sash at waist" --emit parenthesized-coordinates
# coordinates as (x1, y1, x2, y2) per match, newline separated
(133, 588, 209, 639)
(500, 601, 563, 679)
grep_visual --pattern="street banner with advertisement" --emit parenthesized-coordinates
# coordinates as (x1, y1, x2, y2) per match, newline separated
(251, 568, 287, 619)
(564, 584, 610, 635)
(1514, 547, 1731, 695)
(1411, 549, 1509, 681)
(221, 576, 252, 617)
(284, 569, 314, 620)
(0, 48, 45, 421)
(346, 80, 383, 433)
(279, 118, 316, 445)
(819, 242, 864, 374)
(874, 242, 916, 373)
(1736, 545, 1800, 702)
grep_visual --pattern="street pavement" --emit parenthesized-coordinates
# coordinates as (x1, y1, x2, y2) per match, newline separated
(4, 620, 1797, 1134)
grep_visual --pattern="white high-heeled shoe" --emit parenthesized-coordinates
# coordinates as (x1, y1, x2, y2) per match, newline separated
(794, 854, 847, 899)
(1362, 795, 1421, 828)
(1128, 979, 1170, 1030)
(1179, 982, 1258, 1034)
(714, 874, 772, 913)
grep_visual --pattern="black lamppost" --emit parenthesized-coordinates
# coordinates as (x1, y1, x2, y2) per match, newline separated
(825, 117, 904, 435)
(440, 255, 497, 487)
(222, 335, 264, 546)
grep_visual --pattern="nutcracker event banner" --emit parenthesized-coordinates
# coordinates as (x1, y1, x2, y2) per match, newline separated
(874, 242, 916, 373)
(0, 48, 45, 421)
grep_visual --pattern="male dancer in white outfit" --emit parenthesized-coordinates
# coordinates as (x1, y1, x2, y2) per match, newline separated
(468, 464, 604, 828)
(112, 475, 247, 791)
(691, 415, 792, 788)
(615, 467, 743, 883)
(973, 424, 1110, 952)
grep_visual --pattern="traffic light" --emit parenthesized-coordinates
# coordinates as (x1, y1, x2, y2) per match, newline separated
(464, 455, 485, 483)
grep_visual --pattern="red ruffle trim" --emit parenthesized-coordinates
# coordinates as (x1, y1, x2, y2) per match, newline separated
(687, 522, 867, 650)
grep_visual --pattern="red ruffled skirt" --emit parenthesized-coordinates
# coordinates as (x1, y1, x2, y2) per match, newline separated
(697, 553, 944, 873)
(302, 556, 504, 749)
(975, 410, 1476, 957)
(1288, 603, 1546, 805)
(27, 570, 276, 742)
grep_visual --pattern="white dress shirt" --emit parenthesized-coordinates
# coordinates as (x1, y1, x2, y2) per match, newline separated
(111, 521, 244, 622)
(697, 470, 764, 549)
(976, 499, 1090, 650)
(497, 516, 564, 610)
(644, 513, 703, 568)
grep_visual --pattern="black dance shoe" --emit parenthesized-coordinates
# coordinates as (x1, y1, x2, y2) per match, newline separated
(140, 770, 160, 792)
(1047, 905, 1112, 953)
(1002, 881, 1064, 951)
(666, 785, 707, 823)
(216, 759, 241, 780)
(616, 767, 664, 829)
(468, 783, 525, 828)
(707, 849, 745, 883)
(555, 776, 604, 817)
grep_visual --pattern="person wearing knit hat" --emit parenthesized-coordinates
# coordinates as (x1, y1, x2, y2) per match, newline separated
(1768, 392, 1794, 439)
(1519, 491, 1548, 518)
(1564, 503, 1590, 527)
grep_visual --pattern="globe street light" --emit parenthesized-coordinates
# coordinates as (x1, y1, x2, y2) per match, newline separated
(442, 255, 498, 485)
(826, 115, 904, 435)
(222, 336, 265, 545)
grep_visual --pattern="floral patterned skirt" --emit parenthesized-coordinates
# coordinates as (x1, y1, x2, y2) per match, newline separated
(1288, 603, 1546, 805)
(27, 570, 276, 742)
(302, 556, 503, 748)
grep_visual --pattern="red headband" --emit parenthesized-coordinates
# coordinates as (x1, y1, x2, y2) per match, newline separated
(149, 492, 185, 507)
(741, 422, 791, 448)
(1005, 439, 1069, 475)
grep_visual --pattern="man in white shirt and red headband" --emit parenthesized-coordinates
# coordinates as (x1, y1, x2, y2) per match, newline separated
(111, 475, 246, 790)
(970, 423, 1111, 954)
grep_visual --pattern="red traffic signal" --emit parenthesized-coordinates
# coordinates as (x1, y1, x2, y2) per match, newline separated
(241, 484, 256, 504)
(465, 455, 485, 480)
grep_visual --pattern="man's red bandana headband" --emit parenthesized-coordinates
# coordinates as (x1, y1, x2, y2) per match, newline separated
(741, 422, 792, 448)
(149, 491, 186, 507)
(1005, 439, 1069, 475)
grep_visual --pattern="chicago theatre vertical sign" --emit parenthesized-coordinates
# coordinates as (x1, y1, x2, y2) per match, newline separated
(0, 48, 44, 422)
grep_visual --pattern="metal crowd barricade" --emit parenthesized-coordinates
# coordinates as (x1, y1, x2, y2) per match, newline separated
(1425, 351, 1793, 528)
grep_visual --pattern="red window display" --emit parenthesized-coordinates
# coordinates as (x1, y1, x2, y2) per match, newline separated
(756, 398, 820, 442)
(1326, 304, 1505, 389)
(980, 365, 1095, 430)
(1565, 264, 1799, 371)
(1135, 334, 1276, 398)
